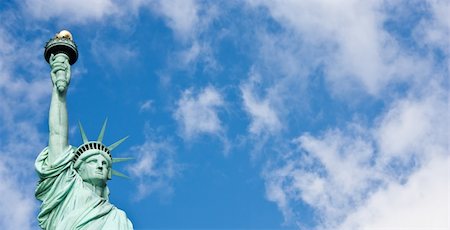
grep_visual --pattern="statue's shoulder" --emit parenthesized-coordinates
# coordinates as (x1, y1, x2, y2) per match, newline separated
(36, 145, 76, 169)
(38, 145, 76, 155)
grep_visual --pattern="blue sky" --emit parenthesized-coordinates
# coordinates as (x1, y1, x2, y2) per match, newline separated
(0, 0, 448, 229)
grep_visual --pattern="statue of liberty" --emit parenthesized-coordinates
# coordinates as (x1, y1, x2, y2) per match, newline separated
(35, 30, 134, 230)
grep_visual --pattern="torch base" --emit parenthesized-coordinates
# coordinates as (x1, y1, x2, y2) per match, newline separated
(44, 38, 78, 65)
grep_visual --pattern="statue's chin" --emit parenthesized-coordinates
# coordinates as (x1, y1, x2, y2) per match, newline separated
(83, 178, 107, 187)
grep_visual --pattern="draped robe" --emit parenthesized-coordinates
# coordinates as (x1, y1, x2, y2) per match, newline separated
(35, 146, 133, 230)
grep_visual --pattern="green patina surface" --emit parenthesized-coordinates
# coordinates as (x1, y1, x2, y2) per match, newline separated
(35, 30, 133, 230)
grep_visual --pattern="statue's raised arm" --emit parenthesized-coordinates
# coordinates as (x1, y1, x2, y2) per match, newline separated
(36, 30, 133, 230)
(44, 30, 78, 164)
(48, 53, 70, 163)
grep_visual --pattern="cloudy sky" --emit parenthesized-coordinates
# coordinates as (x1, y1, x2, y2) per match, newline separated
(0, 0, 448, 229)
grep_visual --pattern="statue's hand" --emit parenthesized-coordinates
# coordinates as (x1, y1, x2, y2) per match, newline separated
(50, 54, 71, 93)
(65, 59, 71, 85)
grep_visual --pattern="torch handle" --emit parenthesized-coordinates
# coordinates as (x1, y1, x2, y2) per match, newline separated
(51, 53, 70, 92)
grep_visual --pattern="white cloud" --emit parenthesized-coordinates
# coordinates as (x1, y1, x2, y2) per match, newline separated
(126, 135, 180, 200)
(174, 86, 225, 139)
(90, 37, 138, 72)
(264, 127, 378, 226)
(0, 160, 37, 230)
(21, 0, 217, 75)
(21, 0, 208, 42)
(412, 0, 450, 56)
(139, 100, 154, 112)
(263, 82, 449, 228)
(178, 41, 201, 66)
(150, 0, 219, 73)
(174, 41, 217, 70)
(241, 82, 282, 136)
(245, 2, 449, 227)
(339, 153, 449, 229)
(22, 0, 119, 23)
(241, 87, 281, 135)
(0, 21, 54, 230)
(375, 82, 448, 163)
(148, 0, 200, 40)
(247, 0, 432, 96)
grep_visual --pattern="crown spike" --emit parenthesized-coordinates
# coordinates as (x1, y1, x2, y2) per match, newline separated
(113, 157, 133, 163)
(97, 118, 108, 142)
(112, 169, 130, 179)
(108, 136, 129, 151)
(78, 121, 89, 144)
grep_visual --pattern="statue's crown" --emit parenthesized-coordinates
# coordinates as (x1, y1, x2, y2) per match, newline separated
(73, 141, 112, 163)
(74, 119, 131, 178)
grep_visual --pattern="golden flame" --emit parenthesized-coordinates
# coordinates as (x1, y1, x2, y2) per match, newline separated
(55, 30, 73, 40)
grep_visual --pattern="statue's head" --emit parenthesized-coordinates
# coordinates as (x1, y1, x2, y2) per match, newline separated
(73, 120, 130, 189)
(74, 147, 112, 186)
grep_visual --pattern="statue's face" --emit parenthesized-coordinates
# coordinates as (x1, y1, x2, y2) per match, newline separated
(78, 153, 110, 187)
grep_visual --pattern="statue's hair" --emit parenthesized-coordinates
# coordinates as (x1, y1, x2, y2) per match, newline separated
(73, 141, 112, 167)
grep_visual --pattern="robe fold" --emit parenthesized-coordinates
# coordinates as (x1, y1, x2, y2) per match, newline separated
(35, 146, 133, 230)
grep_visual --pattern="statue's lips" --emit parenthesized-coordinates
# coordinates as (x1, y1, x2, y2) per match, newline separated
(95, 171, 105, 176)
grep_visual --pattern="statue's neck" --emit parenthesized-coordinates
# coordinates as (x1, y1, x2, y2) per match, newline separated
(84, 182, 106, 198)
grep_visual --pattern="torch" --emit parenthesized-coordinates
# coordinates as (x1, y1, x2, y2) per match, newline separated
(44, 30, 78, 92)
